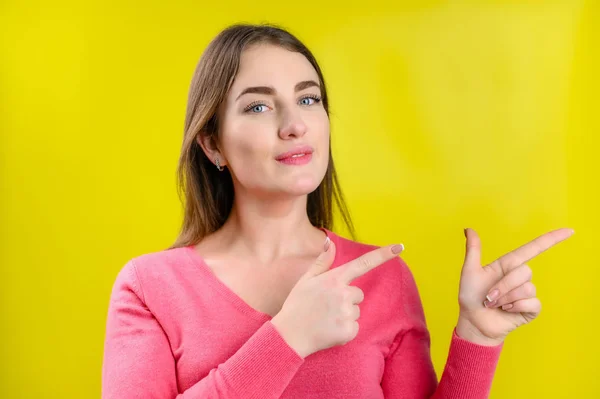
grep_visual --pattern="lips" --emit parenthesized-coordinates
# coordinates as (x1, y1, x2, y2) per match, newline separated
(275, 145, 314, 161)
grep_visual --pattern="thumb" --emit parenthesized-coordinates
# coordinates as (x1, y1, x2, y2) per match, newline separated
(462, 228, 482, 272)
(303, 237, 337, 280)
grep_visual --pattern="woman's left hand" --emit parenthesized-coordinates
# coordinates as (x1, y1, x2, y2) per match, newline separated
(455, 227, 574, 346)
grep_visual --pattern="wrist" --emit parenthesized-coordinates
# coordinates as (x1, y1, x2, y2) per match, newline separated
(455, 316, 504, 347)
(270, 316, 312, 359)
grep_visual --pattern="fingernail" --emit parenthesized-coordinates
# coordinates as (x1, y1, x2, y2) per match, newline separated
(324, 236, 331, 252)
(485, 299, 497, 308)
(391, 244, 404, 254)
(486, 289, 500, 302)
(502, 303, 513, 310)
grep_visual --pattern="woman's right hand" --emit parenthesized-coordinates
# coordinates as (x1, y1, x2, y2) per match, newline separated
(271, 238, 404, 358)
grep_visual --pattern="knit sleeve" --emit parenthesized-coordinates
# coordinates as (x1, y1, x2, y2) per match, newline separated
(101, 260, 305, 399)
(380, 260, 503, 399)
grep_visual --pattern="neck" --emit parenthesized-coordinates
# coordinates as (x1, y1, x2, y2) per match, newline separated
(217, 191, 325, 264)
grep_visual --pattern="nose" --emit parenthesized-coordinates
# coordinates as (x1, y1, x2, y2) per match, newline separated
(278, 110, 307, 140)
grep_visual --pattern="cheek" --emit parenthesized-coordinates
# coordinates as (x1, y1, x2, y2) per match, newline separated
(313, 114, 330, 157)
(221, 121, 273, 169)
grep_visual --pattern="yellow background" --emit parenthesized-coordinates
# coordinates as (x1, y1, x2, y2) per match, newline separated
(1, 0, 597, 398)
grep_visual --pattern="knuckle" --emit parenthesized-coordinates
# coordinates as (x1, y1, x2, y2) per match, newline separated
(344, 305, 354, 318)
(357, 288, 365, 303)
(344, 320, 356, 336)
(522, 264, 533, 280)
(348, 286, 364, 303)
(359, 256, 373, 270)
(498, 281, 510, 294)
(495, 293, 509, 305)
(499, 256, 514, 275)
(341, 287, 352, 301)
(313, 258, 326, 269)
(524, 282, 536, 297)
(340, 315, 360, 341)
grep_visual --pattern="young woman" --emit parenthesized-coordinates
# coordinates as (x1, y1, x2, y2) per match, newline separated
(101, 24, 574, 399)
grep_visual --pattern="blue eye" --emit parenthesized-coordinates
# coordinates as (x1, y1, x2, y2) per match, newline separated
(244, 103, 269, 113)
(299, 95, 321, 106)
(251, 104, 268, 113)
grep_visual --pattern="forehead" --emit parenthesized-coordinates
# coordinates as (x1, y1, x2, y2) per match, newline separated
(230, 44, 319, 93)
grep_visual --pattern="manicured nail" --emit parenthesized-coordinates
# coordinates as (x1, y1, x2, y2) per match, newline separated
(502, 303, 513, 310)
(486, 289, 500, 302)
(391, 244, 404, 254)
(324, 236, 331, 252)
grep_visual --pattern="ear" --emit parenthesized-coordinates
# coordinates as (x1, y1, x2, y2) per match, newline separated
(196, 133, 227, 168)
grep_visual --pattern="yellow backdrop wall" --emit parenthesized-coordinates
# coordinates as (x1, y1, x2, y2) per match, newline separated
(1, 1, 597, 398)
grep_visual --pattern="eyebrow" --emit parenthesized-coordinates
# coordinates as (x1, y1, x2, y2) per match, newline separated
(235, 80, 320, 101)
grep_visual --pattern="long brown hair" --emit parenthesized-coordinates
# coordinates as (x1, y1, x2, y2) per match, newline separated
(168, 23, 354, 249)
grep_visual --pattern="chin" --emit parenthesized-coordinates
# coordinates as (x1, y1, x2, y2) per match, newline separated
(286, 176, 322, 196)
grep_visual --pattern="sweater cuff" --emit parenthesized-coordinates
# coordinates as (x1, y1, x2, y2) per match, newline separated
(436, 328, 504, 399)
(224, 320, 305, 396)
(450, 326, 503, 360)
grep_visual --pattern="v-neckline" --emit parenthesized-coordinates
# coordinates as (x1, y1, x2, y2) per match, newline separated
(183, 227, 336, 322)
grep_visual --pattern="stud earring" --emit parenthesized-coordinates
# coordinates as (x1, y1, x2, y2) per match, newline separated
(215, 157, 224, 171)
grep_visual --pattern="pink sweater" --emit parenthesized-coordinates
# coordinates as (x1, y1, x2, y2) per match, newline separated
(102, 229, 503, 399)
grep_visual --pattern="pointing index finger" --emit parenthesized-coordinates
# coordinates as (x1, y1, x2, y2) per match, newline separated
(490, 228, 574, 274)
(339, 244, 403, 284)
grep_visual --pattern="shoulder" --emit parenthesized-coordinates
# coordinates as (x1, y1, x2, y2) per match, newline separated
(112, 246, 196, 297)
(130, 245, 189, 270)
(129, 245, 197, 282)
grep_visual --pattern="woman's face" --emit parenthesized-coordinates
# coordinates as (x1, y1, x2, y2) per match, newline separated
(213, 44, 330, 198)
